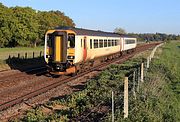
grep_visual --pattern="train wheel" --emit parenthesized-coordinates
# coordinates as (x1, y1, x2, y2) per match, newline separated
(70, 66, 78, 76)
(71, 72, 77, 77)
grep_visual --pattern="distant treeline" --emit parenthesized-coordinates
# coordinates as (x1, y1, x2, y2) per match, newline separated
(128, 33, 180, 42)
(0, 3, 75, 47)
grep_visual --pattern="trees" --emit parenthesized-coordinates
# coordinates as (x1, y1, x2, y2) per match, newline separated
(10, 6, 39, 47)
(128, 33, 179, 42)
(0, 3, 75, 47)
(37, 10, 75, 44)
(0, 3, 14, 47)
(114, 27, 180, 42)
(114, 27, 126, 34)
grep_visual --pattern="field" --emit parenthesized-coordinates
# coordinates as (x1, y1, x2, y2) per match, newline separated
(0, 47, 44, 60)
(0, 47, 44, 70)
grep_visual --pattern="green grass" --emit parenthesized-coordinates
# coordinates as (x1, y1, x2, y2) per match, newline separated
(0, 46, 44, 70)
(0, 46, 43, 52)
(0, 46, 44, 60)
(155, 42, 180, 94)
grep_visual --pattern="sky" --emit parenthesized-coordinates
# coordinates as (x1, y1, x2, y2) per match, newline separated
(0, 0, 180, 35)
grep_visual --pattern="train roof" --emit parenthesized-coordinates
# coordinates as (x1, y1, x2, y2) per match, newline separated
(55, 26, 135, 38)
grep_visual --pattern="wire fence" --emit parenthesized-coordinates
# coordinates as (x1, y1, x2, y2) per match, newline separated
(109, 43, 164, 121)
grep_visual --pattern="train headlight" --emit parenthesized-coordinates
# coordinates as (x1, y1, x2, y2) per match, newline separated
(56, 64, 64, 71)
(46, 55, 50, 58)
(67, 56, 75, 59)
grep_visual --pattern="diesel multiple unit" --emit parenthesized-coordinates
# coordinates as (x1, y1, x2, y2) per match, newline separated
(44, 27, 137, 75)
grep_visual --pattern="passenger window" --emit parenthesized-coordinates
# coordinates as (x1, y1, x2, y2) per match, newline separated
(112, 40, 114, 46)
(94, 39, 98, 48)
(99, 39, 103, 48)
(90, 39, 92, 49)
(108, 40, 111, 47)
(68, 34, 75, 48)
(84, 39, 86, 49)
(104, 39, 107, 47)
(125, 39, 135, 44)
(115, 40, 117, 46)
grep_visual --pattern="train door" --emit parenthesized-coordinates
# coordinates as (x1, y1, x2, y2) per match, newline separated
(83, 37, 87, 61)
(52, 31, 67, 63)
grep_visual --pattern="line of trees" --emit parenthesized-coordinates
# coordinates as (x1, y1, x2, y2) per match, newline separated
(0, 3, 75, 48)
(114, 27, 180, 42)
(128, 33, 180, 42)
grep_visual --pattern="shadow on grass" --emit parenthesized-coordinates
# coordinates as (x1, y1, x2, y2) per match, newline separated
(5, 56, 47, 75)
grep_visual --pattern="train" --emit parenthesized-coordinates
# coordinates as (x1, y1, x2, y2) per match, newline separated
(44, 27, 137, 75)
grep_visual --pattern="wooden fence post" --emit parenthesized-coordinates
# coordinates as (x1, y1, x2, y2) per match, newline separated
(33, 52, 35, 59)
(8, 55, 11, 64)
(112, 90, 114, 122)
(25, 53, 27, 59)
(18, 53, 20, 59)
(141, 63, 144, 82)
(149, 54, 152, 61)
(133, 71, 136, 99)
(136, 67, 140, 92)
(147, 57, 150, 69)
(124, 77, 128, 118)
(40, 51, 42, 57)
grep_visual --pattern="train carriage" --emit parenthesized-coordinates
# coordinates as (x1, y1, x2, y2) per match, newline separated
(44, 27, 137, 75)
(122, 37, 137, 51)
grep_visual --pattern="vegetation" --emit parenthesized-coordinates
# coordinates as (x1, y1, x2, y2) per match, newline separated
(0, 46, 44, 71)
(0, 3, 75, 48)
(0, 46, 43, 60)
(114, 27, 127, 34)
(128, 33, 180, 42)
(114, 27, 180, 42)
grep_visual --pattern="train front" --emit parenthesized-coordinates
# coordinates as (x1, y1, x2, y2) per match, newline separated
(44, 29, 76, 75)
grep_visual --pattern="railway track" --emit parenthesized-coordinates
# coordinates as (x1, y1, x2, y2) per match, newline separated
(0, 42, 160, 111)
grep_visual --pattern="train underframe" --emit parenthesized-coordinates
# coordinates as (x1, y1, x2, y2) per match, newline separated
(47, 48, 135, 76)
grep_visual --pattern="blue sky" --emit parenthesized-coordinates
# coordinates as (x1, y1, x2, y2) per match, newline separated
(0, 0, 180, 34)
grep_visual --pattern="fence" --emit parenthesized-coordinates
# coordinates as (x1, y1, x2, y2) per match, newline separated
(111, 43, 164, 120)
(0, 51, 44, 62)
(7, 51, 44, 60)
(0, 51, 44, 71)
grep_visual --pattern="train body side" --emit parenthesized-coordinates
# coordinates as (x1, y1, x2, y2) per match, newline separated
(74, 35, 121, 64)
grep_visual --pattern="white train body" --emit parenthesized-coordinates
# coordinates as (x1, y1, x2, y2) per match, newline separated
(44, 27, 137, 75)
(74, 35, 122, 63)
(74, 36, 137, 64)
